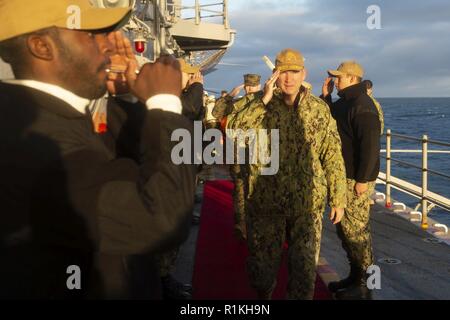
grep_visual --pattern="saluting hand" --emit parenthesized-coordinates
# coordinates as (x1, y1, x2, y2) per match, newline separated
(127, 55, 182, 103)
(106, 31, 138, 96)
(189, 72, 204, 85)
(262, 70, 280, 105)
(229, 84, 245, 98)
(322, 77, 334, 97)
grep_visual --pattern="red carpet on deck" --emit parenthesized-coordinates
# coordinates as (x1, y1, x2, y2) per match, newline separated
(192, 180, 332, 300)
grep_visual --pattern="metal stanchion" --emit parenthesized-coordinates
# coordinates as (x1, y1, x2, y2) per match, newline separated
(386, 129, 392, 207)
(195, 0, 200, 25)
(421, 135, 428, 229)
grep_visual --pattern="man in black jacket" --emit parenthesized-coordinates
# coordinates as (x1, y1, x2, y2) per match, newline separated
(155, 59, 206, 300)
(104, 55, 203, 300)
(179, 59, 205, 122)
(321, 61, 381, 300)
(0, 0, 196, 299)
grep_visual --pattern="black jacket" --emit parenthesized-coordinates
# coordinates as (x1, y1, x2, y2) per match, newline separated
(181, 82, 204, 121)
(0, 82, 196, 299)
(323, 83, 381, 182)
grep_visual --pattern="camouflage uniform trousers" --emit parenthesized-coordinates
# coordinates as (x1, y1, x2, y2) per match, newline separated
(158, 249, 179, 278)
(233, 177, 246, 224)
(229, 133, 251, 234)
(230, 162, 248, 232)
(336, 179, 376, 272)
(245, 205, 324, 300)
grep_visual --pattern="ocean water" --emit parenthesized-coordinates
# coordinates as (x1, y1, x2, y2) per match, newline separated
(377, 98, 450, 226)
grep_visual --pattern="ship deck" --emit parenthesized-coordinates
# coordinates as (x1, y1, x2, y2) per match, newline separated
(174, 165, 450, 300)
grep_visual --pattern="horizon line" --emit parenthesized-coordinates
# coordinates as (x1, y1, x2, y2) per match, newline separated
(376, 96, 450, 99)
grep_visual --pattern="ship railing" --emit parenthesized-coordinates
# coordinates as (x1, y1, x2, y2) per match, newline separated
(377, 129, 450, 230)
(166, 0, 230, 29)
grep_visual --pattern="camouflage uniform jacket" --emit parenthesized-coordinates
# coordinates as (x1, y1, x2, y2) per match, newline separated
(369, 94, 385, 135)
(226, 91, 263, 181)
(212, 91, 263, 121)
(228, 89, 347, 217)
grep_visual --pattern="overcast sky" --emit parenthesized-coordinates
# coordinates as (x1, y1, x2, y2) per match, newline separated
(197, 0, 450, 98)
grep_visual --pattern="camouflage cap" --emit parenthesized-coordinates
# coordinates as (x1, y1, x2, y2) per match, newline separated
(275, 49, 305, 72)
(328, 61, 364, 78)
(244, 74, 261, 86)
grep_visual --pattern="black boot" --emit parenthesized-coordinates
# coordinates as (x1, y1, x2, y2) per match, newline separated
(335, 272, 373, 300)
(328, 276, 357, 293)
(328, 264, 358, 293)
(256, 281, 277, 300)
(161, 275, 192, 300)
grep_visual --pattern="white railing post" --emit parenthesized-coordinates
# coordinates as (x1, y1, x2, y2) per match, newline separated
(386, 129, 392, 207)
(195, 0, 200, 25)
(422, 135, 429, 229)
(223, 0, 229, 29)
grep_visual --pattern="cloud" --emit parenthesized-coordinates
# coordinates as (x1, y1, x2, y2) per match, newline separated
(205, 0, 450, 97)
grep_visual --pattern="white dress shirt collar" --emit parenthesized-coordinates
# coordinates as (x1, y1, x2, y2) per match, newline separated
(3, 79, 183, 115)
(3, 79, 90, 114)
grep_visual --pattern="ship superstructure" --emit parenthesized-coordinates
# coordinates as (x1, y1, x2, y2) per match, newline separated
(0, 0, 236, 78)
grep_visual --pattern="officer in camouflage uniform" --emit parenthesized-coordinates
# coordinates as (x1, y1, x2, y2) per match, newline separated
(157, 59, 203, 300)
(365, 80, 384, 135)
(212, 74, 262, 122)
(322, 61, 381, 300)
(212, 74, 263, 239)
(229, 49, 347, 300)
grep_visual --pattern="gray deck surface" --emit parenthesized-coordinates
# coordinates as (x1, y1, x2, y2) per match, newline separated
(321, 203, 450, 300)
